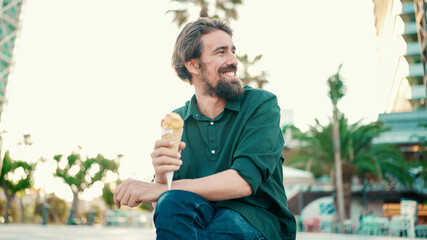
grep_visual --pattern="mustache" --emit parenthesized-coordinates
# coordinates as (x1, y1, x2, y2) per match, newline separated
(218, 65, 237, 73)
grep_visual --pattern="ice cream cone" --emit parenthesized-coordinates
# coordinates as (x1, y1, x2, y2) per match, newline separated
(161, 113, 184, 190)
(161, 128, 184, 151)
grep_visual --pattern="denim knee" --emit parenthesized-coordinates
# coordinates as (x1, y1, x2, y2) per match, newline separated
(156, 190, 207, 210)
(154, 190, 213, 224)
(154, 190, 215, 239)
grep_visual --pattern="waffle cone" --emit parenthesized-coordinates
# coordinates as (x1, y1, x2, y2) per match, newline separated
(161, 127, 183, 190)
(161, 128, 183, 150)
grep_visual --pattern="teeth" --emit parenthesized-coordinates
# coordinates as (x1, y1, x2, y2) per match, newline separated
(224, 72, 235, 76)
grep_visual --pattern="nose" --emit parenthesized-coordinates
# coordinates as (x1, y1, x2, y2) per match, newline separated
(226, 51, 238, 66)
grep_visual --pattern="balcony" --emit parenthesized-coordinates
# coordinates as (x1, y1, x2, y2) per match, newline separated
(409, 62, 424, 77)
(402, 2, 415, 14)
(408, 85, 427, 100)
(400, 2, 416, 22)
(404, 22, 418, 35)
(374, 110, 427, 144)
(406, 41, 421, 55)
(404, 42, 421, 63)
(403, 21, 419, 43)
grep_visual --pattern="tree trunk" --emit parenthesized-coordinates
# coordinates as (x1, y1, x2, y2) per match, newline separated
(362, 175, 368, 211)
(19, 197, 25, 223)
(67, 191, 79, 225)
(332, 109, 345, 232)
(343, 142, 355, 219)
(200, 4, 208, 17)
(342, 164, 353, 219)
(4, 192, 15, 224)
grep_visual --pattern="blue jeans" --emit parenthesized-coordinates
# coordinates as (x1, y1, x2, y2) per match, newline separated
(154, 190, 265, 240)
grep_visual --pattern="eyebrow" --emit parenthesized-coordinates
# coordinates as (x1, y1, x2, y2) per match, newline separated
(212, 45, 236, 53)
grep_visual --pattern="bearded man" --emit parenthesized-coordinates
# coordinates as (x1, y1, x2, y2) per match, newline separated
(114, 18, 296, 240)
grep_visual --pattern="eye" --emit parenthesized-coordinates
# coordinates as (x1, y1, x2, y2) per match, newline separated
(217, 51, 225, 55)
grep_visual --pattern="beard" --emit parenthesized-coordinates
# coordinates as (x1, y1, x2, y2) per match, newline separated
(201, 63, 244, 100)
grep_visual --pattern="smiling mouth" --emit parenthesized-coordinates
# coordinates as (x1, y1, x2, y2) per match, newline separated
(221, 71, 237, 77)
(219, 65, 237, 78)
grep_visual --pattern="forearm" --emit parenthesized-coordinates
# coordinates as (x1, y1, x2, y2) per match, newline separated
(171, 169, 252, 201)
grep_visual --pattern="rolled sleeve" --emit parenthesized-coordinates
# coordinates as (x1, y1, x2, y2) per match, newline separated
(231, 95, 284, 195)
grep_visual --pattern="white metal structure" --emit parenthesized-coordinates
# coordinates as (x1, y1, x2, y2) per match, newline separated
(0, 0, 26, 171)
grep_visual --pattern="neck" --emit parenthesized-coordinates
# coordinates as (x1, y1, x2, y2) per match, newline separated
(194, 90, 226, 120)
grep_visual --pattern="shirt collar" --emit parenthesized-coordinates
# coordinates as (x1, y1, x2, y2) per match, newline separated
(183, 93, 242, 121)
(224, 96, 241, 112)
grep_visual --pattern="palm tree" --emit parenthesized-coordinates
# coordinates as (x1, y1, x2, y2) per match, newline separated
(286, 114, 411, 219)
(409, 123, 427, 189)
(327, 64, 346, 230)
(167, 0, 243, 27)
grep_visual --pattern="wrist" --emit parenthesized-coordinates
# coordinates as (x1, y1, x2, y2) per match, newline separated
(154, 175, 167, 184)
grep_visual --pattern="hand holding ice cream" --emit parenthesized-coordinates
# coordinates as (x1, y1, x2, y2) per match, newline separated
(161, 112, 184, 189)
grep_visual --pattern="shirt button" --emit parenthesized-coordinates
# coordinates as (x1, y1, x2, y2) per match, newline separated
(210, 121, 214, 125)
(211, 150, 215, 154)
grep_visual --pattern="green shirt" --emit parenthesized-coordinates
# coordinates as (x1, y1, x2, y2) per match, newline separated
(173, 86, 296, 240)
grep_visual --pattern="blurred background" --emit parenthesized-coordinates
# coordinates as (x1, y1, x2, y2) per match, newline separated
(0, 0, 426, 238)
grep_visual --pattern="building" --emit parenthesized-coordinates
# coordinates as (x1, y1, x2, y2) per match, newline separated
(288, 1, 427, 228)
(373, 0, 426, 113)
(372, 0, 427, 223)
(0, 0, 26, 172)
(0, 0, 26, 120)
(372, 0, 427, 144)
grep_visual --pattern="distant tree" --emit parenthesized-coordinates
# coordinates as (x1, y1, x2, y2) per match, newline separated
(34, 194, 68, 224)
(236, 54, 268, 88)
(139, 201, 154, 212)
(327, 64, 346, 230)
(409, 123, 427, 189)
(53, 148, 119, 225)
(0, 198, 19, 223)
(0, 151, 33, 223)
(18, 134, 33, 146)
(167, 0, 243, 27)
(102, 183, 115, 210)
(16, 134, 34, 223)
(82, 204, 101, 225)
(286, 114, 412, 218)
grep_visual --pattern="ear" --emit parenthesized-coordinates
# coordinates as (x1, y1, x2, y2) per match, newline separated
(185, 59, 200, 76)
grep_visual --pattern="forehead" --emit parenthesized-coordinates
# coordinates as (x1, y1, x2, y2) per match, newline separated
(200, 30, 234, 51)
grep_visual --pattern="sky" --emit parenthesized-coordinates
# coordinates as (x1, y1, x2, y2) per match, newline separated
(1, 0, 382, 201)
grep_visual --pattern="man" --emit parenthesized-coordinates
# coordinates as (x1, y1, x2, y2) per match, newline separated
(114, 18, 296, 239)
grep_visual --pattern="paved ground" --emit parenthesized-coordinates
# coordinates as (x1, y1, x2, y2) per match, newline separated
(0, 224, 422, 240)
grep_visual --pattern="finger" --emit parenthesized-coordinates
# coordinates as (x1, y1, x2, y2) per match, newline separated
(178, 142, 186, 152)
(151, 147, 181, 160)
(153, 139, 176, 150)
(152, 156, 182, 168)
(115, 200, 121, 209)
(155, 165, 181, 176)
(114, 182, 124, 196)
(114, 197, 121, 209)
(129, 195, 142, 208)
(115, 180, 130, 206)
(114, 183, 124, 209)
(130, 200, 142, 208)
(121, 187, 132, 206)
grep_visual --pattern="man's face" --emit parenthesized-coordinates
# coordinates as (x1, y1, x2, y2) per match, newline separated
(198, 30, 244, 100)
